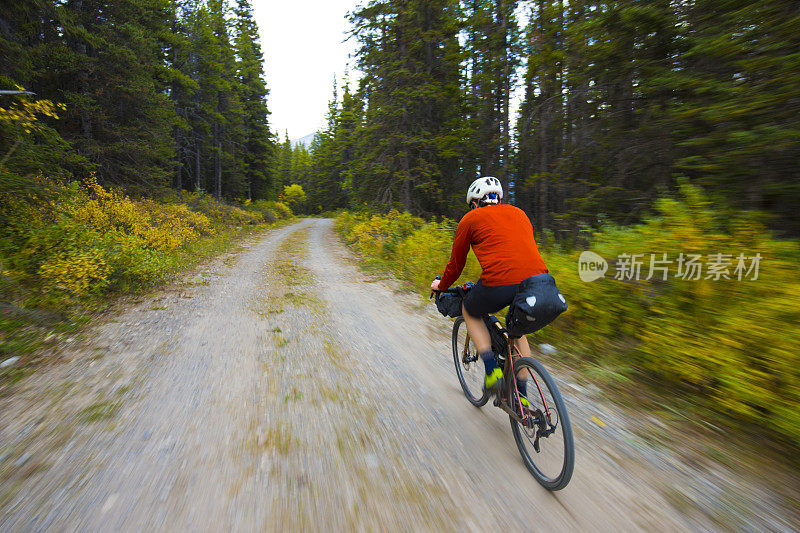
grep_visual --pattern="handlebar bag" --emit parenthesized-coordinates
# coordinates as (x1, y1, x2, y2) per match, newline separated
(505, 273, 567, 337)
(435, 291, 463, 318)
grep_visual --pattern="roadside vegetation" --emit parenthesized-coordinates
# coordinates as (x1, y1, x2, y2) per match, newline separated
(0, 0, 289, 384)
(0, 172, 293, 381)
(336, 183, 800, 448)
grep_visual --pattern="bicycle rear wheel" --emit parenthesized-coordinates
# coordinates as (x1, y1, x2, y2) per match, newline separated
(508, 357, 574, 490)
(452, 316, 489, 407)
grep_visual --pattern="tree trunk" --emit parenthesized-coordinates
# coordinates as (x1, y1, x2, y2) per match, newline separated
(71, 0, 92, 140)
(400, 152, 411, 211)
(498, 0, 510, 183)
(214, 122, 222, 201)
(175, 128, 182, 191)
(172, 34, 181, 192)
(195, 134, 201, 192)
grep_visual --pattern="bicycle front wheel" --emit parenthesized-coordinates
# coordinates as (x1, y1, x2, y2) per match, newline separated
(508, 357, 574, 490)
(451, 316, 489, 407)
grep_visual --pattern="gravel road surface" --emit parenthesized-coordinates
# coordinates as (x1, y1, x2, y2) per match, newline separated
(0, 219, 795, 531)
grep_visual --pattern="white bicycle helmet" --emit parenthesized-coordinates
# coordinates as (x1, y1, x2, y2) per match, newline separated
(466, 176, 503, 206)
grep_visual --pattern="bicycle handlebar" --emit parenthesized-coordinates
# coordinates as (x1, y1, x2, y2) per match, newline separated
(429, 276, 441, 299)
(430, 276, 474, 299)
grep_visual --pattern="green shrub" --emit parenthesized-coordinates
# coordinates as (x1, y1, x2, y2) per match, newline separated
(180, 191, 263, 227)
(245, 200, 276, 224)
(245, 199, 293, 223)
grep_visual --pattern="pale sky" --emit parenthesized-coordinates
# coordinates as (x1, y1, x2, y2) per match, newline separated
(253, 0, 361, 141)
(253, 1, 527, 143)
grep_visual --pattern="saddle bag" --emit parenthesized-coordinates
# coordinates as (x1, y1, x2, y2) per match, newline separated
(505, 273, 567, 337)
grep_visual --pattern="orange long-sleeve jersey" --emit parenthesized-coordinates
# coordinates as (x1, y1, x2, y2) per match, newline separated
(439, 204, 548, 290)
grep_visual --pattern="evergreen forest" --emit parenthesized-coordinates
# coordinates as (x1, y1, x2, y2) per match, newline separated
(4, 0, 799, 237)
(280, 0, 800, 239)
(1, 0, 274, 201)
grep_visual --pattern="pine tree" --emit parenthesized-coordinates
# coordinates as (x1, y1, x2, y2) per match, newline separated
(0, 1, 81, 180)
(515, 0, 682, 236)
(17, 0, 182, 190)
(335, 81, 364, 207)
(673, 0, 800, 231)
(205, 0, 242, 200)
(275, 132, 293, 195)
(515, 0, 564, 235)
(233, 0, 275, 200)
(463, 0, 521, 182)
(349, 0, 470, 215)
(1, 0, 277, 205)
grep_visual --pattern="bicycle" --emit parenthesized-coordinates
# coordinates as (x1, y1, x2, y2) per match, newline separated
(433, 284, 575, 491)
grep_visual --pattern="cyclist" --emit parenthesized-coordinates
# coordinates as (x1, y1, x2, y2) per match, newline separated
(430, 176, 549, 399)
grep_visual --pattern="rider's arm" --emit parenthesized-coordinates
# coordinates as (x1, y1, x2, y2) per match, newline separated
(439, 219, 472, 290)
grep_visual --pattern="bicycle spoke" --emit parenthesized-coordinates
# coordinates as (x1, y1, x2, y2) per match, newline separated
(452, 317, 488, 407)
(509, 358, 574, 490)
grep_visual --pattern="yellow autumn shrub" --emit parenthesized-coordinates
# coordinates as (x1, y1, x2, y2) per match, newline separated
(394, 221, 482, 290)
(38, 249, 111, 295)
(180, 190, 264, 227)
(270, 201, 293, 220)
(338, 210, 424, 265)
(137, 201, 213, 251)
(1, 174, 272, 302)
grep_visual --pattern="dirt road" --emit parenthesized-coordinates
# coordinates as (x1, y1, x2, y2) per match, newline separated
(0, 220, 792, 531)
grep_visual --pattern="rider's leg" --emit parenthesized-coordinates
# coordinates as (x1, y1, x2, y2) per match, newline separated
(461, 303, 501, 385)
(512, 336, 531, 402)
(513, 335, 531, 357)
(461, 302, 491, 353)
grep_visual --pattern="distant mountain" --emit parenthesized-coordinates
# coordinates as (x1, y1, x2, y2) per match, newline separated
(290, 132, 317, 148)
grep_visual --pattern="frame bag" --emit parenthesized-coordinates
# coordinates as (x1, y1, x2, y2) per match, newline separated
(505, 273, 567, 338)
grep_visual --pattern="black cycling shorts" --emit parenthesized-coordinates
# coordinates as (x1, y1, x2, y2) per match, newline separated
(462, 279, 519, 317)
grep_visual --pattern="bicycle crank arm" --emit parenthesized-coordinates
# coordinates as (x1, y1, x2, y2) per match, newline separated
(498, 402, 528, 425)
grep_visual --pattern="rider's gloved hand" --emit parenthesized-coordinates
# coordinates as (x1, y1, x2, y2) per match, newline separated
(430, 279, 441, 292)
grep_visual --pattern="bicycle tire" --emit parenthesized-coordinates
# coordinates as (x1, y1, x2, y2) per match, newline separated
(451, 316, 489, 407)
(508, 357, 574, 490)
